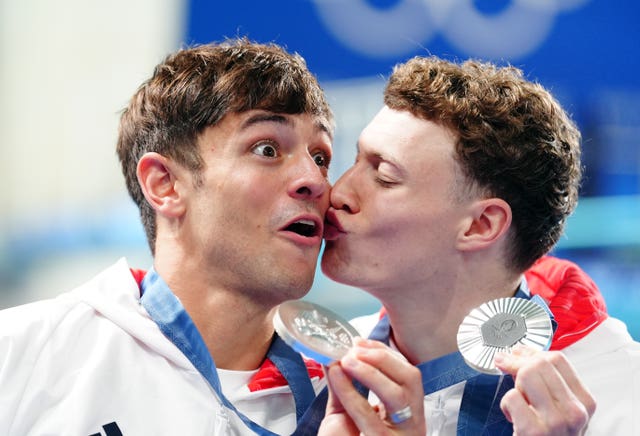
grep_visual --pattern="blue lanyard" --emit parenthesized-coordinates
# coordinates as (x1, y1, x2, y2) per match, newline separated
(140, 268, 316, 435)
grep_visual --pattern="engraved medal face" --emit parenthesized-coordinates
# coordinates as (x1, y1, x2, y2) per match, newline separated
(481, 312, 527, 348)
(273, 300, 360, 365)
(457, 297, 553, 374)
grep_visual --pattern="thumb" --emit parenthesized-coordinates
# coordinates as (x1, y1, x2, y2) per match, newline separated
(320, 364, 360, 435)
(325, 364, 349, 415)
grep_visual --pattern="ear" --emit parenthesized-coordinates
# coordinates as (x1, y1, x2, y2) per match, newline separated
(456, 198, 512, 252)
(136, 152, 186, 218)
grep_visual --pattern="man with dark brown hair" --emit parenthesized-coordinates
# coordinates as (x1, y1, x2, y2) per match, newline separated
(0, 39, 420, 435)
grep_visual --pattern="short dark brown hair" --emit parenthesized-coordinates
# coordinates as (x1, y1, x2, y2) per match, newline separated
(116, 38, 333, 253)
(384, 56, 582, 271)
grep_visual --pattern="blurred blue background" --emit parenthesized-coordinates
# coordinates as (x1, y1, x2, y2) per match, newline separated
(1, 0, 638, 339)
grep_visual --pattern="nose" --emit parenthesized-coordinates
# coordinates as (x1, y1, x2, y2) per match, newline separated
(289, 154, 330, 201)
(330, 166, 359, 214)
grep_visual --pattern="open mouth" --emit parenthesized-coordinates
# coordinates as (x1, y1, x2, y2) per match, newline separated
(285, 219, 318, 237)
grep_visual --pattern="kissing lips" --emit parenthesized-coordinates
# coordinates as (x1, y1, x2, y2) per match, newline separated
(323, 209, 345, 241)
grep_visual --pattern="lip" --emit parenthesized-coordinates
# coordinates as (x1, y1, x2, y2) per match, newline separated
(323, 208, 346, 241)
(279, 213, 324, 247)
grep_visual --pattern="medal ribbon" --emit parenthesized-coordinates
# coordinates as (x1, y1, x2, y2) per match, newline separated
(140, 268, 316, 436)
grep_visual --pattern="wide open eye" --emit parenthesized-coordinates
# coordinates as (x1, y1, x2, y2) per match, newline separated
(252, 141, 279, 158)
(312, 150, 330, 168)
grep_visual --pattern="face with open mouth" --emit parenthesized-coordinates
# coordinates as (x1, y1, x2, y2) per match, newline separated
(182, 110, 332, 301)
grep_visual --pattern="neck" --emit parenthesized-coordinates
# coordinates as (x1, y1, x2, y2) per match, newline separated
(180, 289, 277, 370)
(153, 257, 277, 371)
(377, 260, 522, 365)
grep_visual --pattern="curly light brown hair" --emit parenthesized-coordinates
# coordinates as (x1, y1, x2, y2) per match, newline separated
(116, 38, 333, 254)
(384, 56, 582, 271)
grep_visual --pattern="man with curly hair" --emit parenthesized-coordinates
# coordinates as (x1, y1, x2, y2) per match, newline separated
(318, 57, 639, 435)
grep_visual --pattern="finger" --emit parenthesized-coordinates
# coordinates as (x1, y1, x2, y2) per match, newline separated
(348, 340, 421, 389)
(500, 384, 589, 436)
(493, 345, 537, 376)
(340, 352, 409, 419)
(325, 364, 372, 417)
(340, 347, 425, 432)
(352, 336, 406, 357)
(500, 388, 538, 429)
(324, 364, 347, 415)
(496, 350, 591, 433)
(322, 364, 360, 435)
(496, 348, 595, 416)
(324, 363, 383, 434)
(534, 352, 596, 418)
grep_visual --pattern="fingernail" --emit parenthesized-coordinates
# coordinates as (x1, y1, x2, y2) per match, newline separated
(353, 346, 371, 357)
(352, 336, 367, 346)
(342, 354, 359, 369)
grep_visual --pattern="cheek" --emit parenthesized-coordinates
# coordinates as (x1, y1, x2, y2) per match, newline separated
(365, 207, 437, 253)
(363, 199, 414, 236)
(194, 183, 251, 232)
(216, 169, 275, 209)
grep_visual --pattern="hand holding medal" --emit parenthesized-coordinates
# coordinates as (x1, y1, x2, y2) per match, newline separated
(274, 300, 426, 434)
(458, 298, 596, 434)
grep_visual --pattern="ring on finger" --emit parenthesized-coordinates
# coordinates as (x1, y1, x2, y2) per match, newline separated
(388, 405, 412, 424)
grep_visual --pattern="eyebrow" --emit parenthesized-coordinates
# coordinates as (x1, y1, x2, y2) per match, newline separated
(240, 112, 292, 130)
(241, 112, 333, 139)
(314, 119, 333, 138)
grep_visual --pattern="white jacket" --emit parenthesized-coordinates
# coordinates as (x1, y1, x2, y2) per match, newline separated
(0, 258, 323, 436)
(562, 317, 640, 435)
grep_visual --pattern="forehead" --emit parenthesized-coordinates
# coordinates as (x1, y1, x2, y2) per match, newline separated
(359, 106, 457, 164)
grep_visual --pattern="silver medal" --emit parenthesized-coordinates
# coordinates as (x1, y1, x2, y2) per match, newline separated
(273, 300, 360, 365)
(457, 297, 553, 374)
